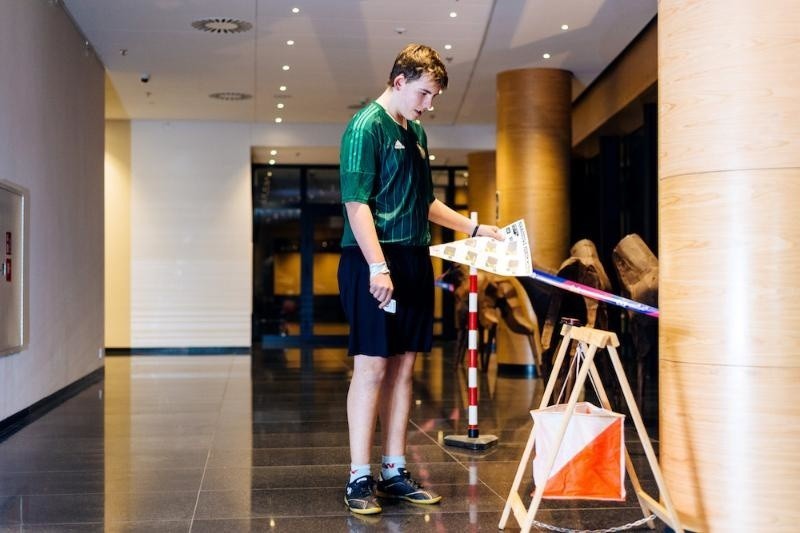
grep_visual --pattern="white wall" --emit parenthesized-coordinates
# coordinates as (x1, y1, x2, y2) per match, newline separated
(105, 120, 131, 346)
(125, 121, 252, 347)
(105, 118, 491, 348)
(0, 0, 105, 421)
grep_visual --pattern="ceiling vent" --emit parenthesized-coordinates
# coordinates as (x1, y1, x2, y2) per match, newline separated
(191, 18, 252, 34)
(209, 92, 252, 101)
(347, 98, 371, 110)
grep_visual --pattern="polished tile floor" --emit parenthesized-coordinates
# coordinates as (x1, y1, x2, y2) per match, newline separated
(0, 345, 667, 532)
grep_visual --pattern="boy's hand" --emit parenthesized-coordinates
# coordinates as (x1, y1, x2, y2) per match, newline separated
(475, 224, 505, 240)
(369, 272, 394, 308)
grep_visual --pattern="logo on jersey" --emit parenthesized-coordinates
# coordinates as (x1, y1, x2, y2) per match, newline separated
(394, 140, 405, 150)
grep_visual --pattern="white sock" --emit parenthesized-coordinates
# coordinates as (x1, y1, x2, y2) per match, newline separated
(381, 455, 406, 480)
(349, 464, 371, 483)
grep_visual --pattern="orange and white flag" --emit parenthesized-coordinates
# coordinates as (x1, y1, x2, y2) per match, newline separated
(532, 402, 626, 501)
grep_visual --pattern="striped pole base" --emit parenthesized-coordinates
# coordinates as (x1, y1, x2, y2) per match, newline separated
(445, 212, 498, 452)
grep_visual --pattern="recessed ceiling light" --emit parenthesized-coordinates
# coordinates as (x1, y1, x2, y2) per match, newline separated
(191, 18, 252, 34)
(449, 11, 457, 18)
(275, 117, 283, 123)
(209, 92, 252, 101)
(444, 44, 452, 50)
(429, 154, 436, 161)
(269, 159, 276, 165)
(279, 85, 287, 91)
(561, 24, 569, 30)
(542, 53, 551, 59)
(428, 105, 435, 111)
(276, 102, 285, 109)
(282, 65, 290, 71)
(270, 149, 278, 156)
(291, 7, 300, 14)
(286, 39, 295, 45)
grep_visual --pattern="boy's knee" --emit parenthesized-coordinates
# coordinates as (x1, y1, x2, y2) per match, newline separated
(355, 358, 388, 385)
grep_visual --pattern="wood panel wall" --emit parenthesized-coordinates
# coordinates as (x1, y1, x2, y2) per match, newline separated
(497, 69, 572, 271)
(658, 1, 800, 530)
(467, 151, 497, 226)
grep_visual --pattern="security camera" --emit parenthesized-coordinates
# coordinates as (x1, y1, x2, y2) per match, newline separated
(140, 73, 150, 83)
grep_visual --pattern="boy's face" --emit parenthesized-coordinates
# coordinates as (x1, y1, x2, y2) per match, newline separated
(394, 73, 441, 121)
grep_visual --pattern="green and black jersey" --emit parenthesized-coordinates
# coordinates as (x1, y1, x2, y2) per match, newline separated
(339, 101, 435, 247)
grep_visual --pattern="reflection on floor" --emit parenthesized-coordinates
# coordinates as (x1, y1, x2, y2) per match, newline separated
(0, 344, 667, 532)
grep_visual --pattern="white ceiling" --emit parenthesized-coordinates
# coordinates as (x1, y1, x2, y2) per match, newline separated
(63, 0, 656, 163)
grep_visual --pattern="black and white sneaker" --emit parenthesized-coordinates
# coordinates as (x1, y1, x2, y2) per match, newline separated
(376, 468, 442, 504)
(344, 475, 382, 515)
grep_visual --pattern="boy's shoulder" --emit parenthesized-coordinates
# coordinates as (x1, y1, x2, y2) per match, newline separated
(346, 102, 384, 131)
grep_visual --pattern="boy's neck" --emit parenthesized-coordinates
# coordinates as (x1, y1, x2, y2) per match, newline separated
(376, 88, 406, 128)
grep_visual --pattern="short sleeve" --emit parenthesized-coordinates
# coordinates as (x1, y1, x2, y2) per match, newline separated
(340, 119, 378, 203)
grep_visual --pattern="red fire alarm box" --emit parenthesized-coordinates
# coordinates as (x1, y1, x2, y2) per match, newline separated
(1, 180, 27, 355)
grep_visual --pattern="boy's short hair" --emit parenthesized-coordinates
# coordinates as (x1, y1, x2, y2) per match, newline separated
(388, 44, 449, 90)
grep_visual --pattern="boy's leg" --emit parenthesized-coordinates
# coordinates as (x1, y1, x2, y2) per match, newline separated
(378, 351, 416, 456)
(376, 351, 442, 504)
(348, 355, 388, 464)
(345, 355, 388, 514)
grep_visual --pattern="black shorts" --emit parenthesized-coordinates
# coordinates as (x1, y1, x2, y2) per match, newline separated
(338, 245, 434, 357)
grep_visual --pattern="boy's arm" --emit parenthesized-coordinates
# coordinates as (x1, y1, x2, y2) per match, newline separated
(345, 201, 393, 308)
(428, 199, 504, 240)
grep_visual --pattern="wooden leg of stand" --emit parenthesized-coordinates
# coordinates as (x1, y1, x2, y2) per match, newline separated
(521, 344, 599, 533)
(500, 327, 575, 530)
(499, 417, 538, 530)
(606, 344, 685, 533)
(586, 358, 654, 529)
(538, 326, 574, 410)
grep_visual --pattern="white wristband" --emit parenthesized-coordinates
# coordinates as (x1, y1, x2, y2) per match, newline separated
(368, 261, 390, 279)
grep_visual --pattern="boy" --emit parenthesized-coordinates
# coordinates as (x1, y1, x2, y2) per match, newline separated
(338, 43, 503, 514)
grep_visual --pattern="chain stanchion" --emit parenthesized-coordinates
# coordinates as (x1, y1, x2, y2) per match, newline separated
(445, 212, 498, 451)
(467, 243, 479, 438)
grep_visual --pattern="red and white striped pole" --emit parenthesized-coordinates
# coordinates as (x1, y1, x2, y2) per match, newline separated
(445, 212, 497, 450)
(467, 212, 480, 438)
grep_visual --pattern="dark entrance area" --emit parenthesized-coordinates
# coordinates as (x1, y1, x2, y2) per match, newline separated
(252, 164, 468, 348)
(252, 165, 347, 347)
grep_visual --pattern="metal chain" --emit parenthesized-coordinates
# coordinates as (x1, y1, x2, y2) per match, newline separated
(532, 514, 657, 533)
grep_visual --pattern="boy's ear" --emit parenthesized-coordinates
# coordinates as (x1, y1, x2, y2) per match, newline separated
(392, 74, 406, 90)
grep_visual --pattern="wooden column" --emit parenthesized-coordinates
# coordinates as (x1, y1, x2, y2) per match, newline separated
(496, 69, 571, 270)
(467, 151, 496, 225)
(659, 1, 800, 530)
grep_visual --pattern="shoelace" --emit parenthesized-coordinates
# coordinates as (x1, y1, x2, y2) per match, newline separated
(353, 476, 374, 493)
(402, 471, 424, 490)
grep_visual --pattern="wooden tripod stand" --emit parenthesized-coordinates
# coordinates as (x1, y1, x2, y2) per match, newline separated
(498, 324, 684, 533)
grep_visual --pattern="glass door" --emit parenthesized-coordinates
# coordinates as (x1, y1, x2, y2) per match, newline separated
(306, 168, 347, 337)
(253, 165, 347, 346)
(252, 166, 302, 342)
